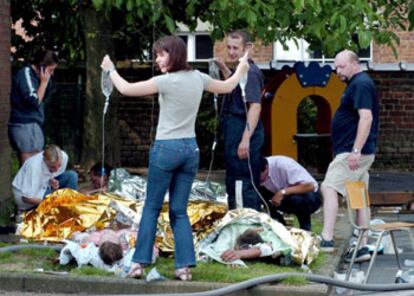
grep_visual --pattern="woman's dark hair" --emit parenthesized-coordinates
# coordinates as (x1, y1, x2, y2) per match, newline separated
(31, 49, 59, 66)
(153, 35, 191, 72)
(89, 162, 112, 177)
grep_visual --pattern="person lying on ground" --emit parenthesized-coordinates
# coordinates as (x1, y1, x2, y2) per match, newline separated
(71, 227, 159, 266)
(79, 162, 112, 195)
(220, 228, 276, 263)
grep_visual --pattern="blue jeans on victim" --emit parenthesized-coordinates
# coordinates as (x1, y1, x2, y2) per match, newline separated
(132, 138, 199, 269)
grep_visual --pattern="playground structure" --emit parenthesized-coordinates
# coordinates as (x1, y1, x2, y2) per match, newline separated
(262, 62, 346, 172)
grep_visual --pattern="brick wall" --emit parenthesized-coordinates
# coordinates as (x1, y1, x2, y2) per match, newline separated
(371, 71, 414, 169)
(211, 29, 414, 64)
(373, 30, 414, 63)
(0, 0, 11, 202)
(115, 68, 155, 167)
(212, 31, 414, 64)
(118, 95, 158, 167)
(214, 40, 273, 63)
(116, 69, 414, 171)
(41, 69, 414, 171)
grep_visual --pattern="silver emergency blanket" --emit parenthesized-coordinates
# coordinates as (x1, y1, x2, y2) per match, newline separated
(108, 169, 147, 200)
(108, 168, 227, 202)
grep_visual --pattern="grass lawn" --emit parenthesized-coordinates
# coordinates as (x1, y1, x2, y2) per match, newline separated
(0, 245, 326, 284)
(0, 217, 325, 285)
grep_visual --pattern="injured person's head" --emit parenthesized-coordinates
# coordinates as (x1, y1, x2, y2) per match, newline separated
(235, 228, 265, 250)
(99, 241, 123, 265)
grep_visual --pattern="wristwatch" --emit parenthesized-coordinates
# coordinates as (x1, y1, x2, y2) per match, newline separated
(281, 189, 287, 196)
(352, 148, 360, 154)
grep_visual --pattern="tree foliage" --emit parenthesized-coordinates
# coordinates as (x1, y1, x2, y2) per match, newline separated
(11, 0, 414, 63)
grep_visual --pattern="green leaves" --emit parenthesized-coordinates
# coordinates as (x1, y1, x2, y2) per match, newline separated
(91, 0, 104, 10)
(164, 14, 175, 33)
(358, 31, 372, 49)
(339, 15, 347, 33)
(409, 2, 414, 30)
(293, 0, 305, 12)
(11, 0, 414, 63)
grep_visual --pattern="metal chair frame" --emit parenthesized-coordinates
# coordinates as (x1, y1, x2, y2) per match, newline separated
(344, 180, 414, 283)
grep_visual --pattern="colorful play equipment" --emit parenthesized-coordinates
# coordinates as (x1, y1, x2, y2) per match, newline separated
(262, 62, 346, 171)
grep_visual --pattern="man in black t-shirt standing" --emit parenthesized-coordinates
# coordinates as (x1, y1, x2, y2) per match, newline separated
(319, 50, 379, 261)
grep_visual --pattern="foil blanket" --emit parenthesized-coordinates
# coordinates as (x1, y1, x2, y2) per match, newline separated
(18, 188, 227, 254)
(18, 170, 318, 265)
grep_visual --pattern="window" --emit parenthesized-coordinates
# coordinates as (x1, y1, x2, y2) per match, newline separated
(310, 46, 371, 61)
(179, 35, 188, 45)
(273, 38, 372, 62)
(178, 33, 214, 61)
(195, 35, 213, 60)
(273, 39, 311, 61)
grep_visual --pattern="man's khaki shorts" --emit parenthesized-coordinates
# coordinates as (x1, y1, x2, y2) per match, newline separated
(321, 153, 375, 196)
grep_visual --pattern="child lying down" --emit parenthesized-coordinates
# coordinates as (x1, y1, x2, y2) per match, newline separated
(70, 228, 158, 266)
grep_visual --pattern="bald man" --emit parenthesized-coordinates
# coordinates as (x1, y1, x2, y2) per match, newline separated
(319, 50, 379, 262)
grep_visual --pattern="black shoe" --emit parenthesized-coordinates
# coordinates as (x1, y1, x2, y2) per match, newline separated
(344, 246, 371, 263)
(319, 238, 335, 252)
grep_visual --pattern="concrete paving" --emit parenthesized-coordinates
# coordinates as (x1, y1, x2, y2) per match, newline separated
(333, 213, 414, 295)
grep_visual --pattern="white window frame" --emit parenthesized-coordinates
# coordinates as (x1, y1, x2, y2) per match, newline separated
(178, 32, 213, 62)
(273, 38, 372, 62)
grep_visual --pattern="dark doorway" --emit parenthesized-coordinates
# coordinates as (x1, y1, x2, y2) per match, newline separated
(295, 95, 332, 174)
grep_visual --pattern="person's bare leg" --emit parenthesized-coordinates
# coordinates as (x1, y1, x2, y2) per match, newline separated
(321, 184, 339, 241)
(356, 208, 370, 246)
(358, 171, 371, 246)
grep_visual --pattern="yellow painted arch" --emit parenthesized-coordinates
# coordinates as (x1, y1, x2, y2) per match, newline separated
(271, 72, 346, 159)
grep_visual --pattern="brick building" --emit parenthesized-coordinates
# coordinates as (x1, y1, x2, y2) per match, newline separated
(115, 26, 414, 171)
(1, 18, 414, 204)
(154, 26, 414, 171)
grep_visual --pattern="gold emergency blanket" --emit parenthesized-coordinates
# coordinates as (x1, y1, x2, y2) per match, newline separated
(157, 200, 227, 252)
(18, 189, 227, 252)
(19, 189, 141, 241)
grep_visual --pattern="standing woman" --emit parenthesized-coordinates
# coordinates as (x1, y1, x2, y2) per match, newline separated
(8, 50, 59, 165)
(101, 35, 249, 281)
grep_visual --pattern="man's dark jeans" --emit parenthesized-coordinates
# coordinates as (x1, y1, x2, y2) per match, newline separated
(221, 113, 264, 211)
(260, 186, 321, 231)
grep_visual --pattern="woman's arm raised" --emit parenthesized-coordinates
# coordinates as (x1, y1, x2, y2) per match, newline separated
(101, 55, 159, 97)
(205, 51, 250, 94)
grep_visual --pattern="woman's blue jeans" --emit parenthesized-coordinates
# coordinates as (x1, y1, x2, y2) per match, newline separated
(132, 138, 199, 269)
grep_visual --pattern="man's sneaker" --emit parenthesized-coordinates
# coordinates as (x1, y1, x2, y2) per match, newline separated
(320, 238, 335, 252)
(366, 244, 384, 255)
(344, 246, 371, 263)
